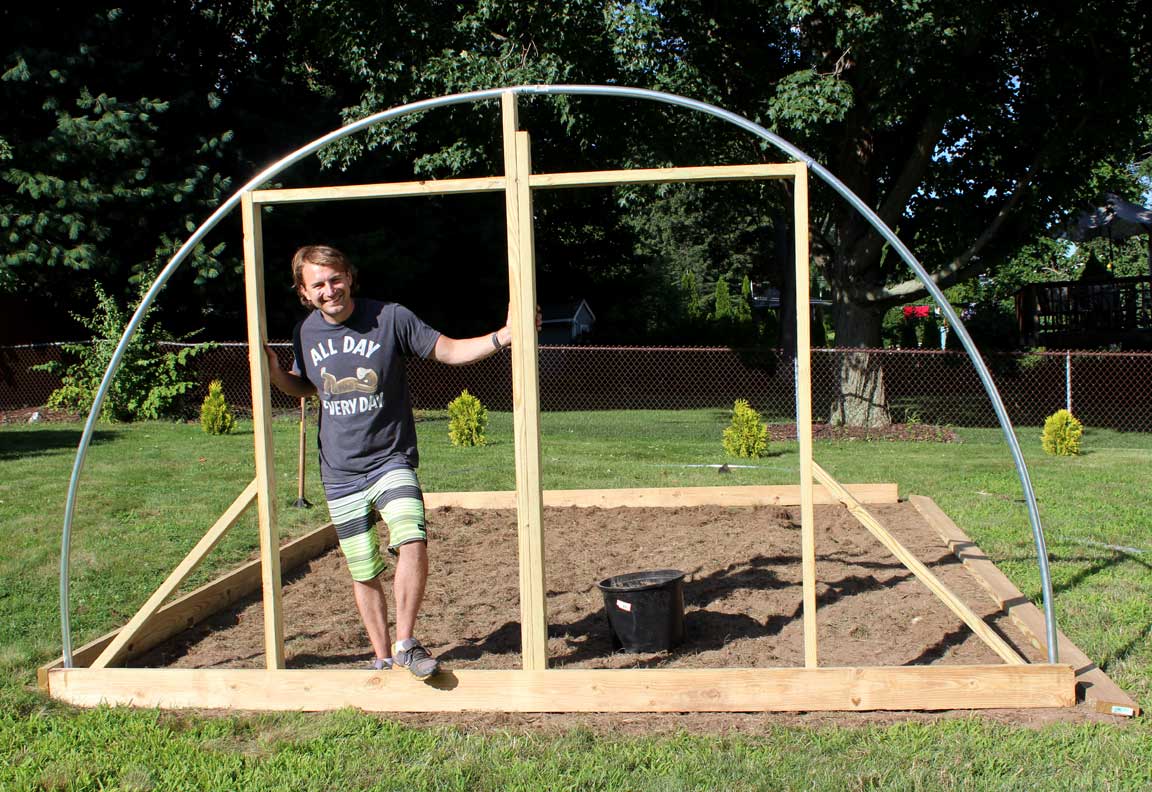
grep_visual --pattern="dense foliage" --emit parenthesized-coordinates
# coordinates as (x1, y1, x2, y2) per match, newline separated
(33, 276, 208, 421)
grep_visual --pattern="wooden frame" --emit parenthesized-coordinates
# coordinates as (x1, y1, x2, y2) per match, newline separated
(46, 90, 1083, 713)
(42, 487, 1078, 711)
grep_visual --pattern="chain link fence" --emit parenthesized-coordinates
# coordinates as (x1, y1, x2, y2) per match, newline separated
(3, 342, 1151, 431)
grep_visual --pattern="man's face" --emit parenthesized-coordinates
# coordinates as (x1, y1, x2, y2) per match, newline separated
(299, 261, 355, 324)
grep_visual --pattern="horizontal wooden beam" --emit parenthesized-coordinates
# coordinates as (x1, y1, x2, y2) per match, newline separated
(47, 664, 1074, 713)
(37, 522, 337, 690)
(248, 163, 803, 205)
(910, 495, 1142, 718)
(250, 177, 507, 204)
(425, 483, 898, 510)
(528, 163, 803, 189)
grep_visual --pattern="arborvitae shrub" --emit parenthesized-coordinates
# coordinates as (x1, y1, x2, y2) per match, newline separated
(448, 389, 488, 447)
(722, 399, 768, 458)
(200, 380, 236, 435)
(1041, 409, 1082, 456)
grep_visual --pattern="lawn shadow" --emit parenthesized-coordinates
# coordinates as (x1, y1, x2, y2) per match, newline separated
(0, 428, 115, 462)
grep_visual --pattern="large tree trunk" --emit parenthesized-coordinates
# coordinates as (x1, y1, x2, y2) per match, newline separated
(828, 299, 891, 428)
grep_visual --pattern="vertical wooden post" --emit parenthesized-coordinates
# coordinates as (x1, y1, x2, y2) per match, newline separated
(792, 164, 818, 668)
(501, 92, 548, 670)
(241, 192, 286, 669)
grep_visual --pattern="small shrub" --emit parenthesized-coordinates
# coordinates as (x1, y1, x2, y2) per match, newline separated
(33, 275, 209, 421)
(448, 389, 488, 447)
(200, 380, 236, 435)
(722, 399, 768, 458)
(1041, 409, 1083, 456)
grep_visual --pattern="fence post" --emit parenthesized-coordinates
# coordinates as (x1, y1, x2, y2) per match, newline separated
(1065, 351, 1072, 414)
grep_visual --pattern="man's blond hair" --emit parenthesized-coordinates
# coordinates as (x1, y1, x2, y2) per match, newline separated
(291, 245, 357, 307)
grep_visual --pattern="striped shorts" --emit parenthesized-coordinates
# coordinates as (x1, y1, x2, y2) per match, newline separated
(325, 467, 427, 582)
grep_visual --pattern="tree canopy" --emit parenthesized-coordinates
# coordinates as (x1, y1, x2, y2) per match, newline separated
(4, 2, 1151, 411)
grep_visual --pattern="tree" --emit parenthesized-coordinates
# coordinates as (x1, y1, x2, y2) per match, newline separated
(0, 3, 342, 338)
(642, 1, 1152, 424)
(713, 275, 732, 320)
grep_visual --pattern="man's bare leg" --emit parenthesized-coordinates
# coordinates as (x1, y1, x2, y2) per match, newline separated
(393, 540, 428, 642)
(351, 576, 392, 661)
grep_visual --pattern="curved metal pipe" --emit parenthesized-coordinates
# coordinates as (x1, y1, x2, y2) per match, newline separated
(61, 84, 1057, 666)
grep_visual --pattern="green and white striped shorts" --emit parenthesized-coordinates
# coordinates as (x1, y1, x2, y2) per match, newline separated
(326, 467, 426, 582)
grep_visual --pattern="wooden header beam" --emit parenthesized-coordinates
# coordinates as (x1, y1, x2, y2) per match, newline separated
(529, 163, 803, 189)
(249, 163, 803, 205)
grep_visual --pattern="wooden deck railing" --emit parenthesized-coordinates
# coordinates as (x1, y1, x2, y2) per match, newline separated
(1016, 276, 1152, 340)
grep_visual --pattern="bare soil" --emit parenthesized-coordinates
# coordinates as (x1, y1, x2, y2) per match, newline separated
(134, 501, 1127, 731)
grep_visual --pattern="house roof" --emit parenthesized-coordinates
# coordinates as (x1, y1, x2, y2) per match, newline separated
(539, 299, 595, 324)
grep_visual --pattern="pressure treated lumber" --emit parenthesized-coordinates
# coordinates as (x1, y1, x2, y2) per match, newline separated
(250, 177, 507, 204)
(38, 522, 337, 691)
(47, 665, 1074, 712)
(793, 166, 818, 668)
(910, 495, 1141, 717)
(813, 464, 1025, 665)
(241, 192, 285, 669)
(502, 92, 548, 671)
(246, 163, 804, 206)
(528, 162, 803, 189)
(91, 480, 259, 668)
(423, 483, 898, 510)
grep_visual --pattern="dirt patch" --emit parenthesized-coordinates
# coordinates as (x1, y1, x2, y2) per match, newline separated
(0, 406, 78, 424)
(137, 502, 1119, 730)
(769, 423, 959, 443)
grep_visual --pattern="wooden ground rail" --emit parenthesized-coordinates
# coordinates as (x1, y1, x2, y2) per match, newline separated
(43, 485, 1080, 713)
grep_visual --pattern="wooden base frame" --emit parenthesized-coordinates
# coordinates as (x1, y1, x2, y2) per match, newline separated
(42, 485, 1080, 713)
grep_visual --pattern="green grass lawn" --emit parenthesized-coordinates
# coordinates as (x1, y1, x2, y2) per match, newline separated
(2, 411, 1150, 790)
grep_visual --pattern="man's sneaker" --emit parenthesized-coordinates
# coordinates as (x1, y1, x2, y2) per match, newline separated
(393, 639, 441, 679)
(371, 657, 393, 671)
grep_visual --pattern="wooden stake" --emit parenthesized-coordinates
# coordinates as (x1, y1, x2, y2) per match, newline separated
(91, 480, 259, 669)
(792, 163, 818, 668)
(813, 464, 1026, 665)
(501, 91, 548, 670)
(241, 191, 285, 669)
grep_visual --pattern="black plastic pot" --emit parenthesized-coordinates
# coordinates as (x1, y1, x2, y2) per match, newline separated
(597, 569, 686, 653)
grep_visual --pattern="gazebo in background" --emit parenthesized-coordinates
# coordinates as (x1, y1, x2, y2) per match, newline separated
(1016, 194, 1152, 349)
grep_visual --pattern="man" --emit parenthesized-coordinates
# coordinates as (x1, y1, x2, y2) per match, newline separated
(265, 244, 520, 678)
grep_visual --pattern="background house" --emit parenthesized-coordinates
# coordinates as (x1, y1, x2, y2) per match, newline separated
(539, 300, 596, 345)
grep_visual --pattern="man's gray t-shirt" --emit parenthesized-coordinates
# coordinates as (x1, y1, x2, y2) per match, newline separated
(291, 299, 441, 488)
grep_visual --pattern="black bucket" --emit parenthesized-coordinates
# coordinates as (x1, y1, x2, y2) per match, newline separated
(597, 569, 686, 652)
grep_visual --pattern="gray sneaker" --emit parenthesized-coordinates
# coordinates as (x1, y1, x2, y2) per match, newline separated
(394, 640, 441, 679)
(371, 657, 393, 671)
